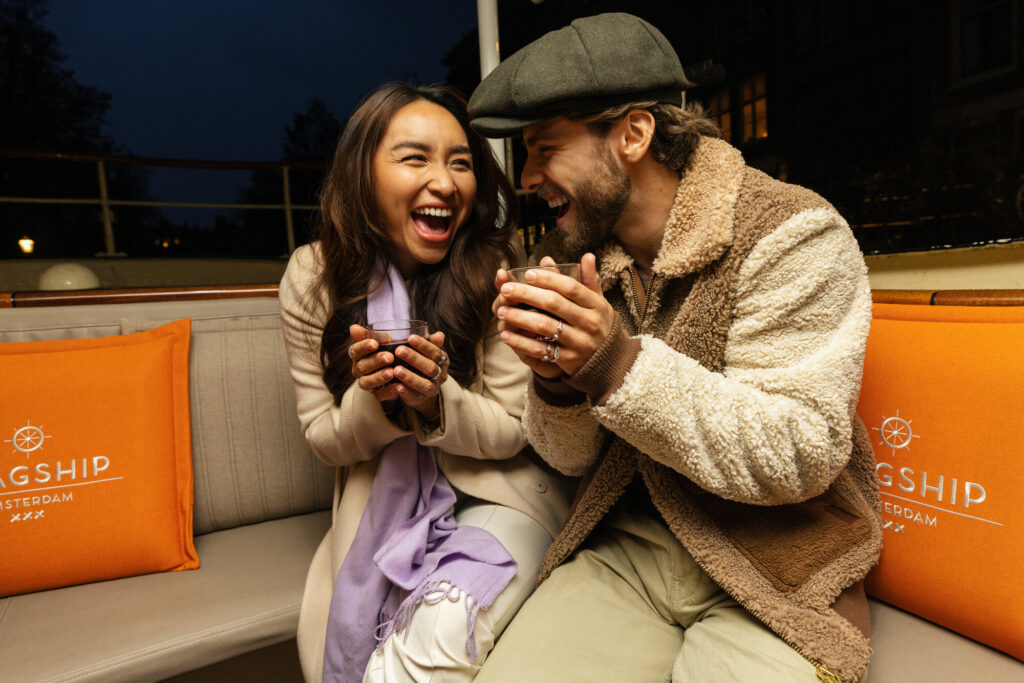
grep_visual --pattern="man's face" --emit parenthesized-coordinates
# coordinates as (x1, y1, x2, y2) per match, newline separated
(521, 117, 631, 259)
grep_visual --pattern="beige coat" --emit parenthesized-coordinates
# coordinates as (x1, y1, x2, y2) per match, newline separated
(279, 244, 574, 682)
(526, 137, 881, 683)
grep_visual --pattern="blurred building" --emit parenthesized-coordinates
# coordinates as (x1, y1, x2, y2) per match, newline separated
(444, 0, 1024, 254)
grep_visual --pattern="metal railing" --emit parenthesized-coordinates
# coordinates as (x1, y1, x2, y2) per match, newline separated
(0, 148, 327, 256)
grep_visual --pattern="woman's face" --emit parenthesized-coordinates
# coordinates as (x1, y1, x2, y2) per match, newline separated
(373, 99, 477, 276)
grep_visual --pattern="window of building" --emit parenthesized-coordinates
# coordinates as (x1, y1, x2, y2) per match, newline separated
(741, 74, 768, 142)
(708, 88, 732, 143)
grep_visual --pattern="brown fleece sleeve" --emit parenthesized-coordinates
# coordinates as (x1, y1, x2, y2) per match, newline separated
(532, 373, 588, 407)
(565, 312, 642, 406)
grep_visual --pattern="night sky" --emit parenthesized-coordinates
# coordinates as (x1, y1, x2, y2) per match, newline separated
(42, 1, 480, 204)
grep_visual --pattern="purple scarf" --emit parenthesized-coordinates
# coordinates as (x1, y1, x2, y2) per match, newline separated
(321, 262, 517, 683)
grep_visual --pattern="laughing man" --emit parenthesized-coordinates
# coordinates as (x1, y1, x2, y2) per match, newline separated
(468, 13, 881, 683)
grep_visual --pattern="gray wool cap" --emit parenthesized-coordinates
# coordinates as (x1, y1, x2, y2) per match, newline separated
(469, 12, 690, 138)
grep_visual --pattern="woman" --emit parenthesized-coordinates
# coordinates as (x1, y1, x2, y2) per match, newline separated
(279, 83, 572, 683)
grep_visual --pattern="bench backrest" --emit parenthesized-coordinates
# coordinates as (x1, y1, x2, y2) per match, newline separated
(0, 289, 333, 535)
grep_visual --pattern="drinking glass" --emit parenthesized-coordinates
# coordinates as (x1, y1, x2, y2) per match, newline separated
(367, 319, 429, 381)
(505, 263, 580, 284)
(505, 263, 580, 314)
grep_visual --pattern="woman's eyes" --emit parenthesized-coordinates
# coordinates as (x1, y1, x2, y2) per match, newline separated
(399, 154, 472, 170)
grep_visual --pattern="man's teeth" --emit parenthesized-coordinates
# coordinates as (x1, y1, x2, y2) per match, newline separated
(413, 207, 453, 217)
(546, 196, 568, 209)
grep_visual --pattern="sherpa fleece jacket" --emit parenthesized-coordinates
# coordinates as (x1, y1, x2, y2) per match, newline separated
(527, 136, 882, 683)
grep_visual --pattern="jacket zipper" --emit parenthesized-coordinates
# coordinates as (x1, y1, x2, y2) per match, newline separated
(629, 268, 656, 331)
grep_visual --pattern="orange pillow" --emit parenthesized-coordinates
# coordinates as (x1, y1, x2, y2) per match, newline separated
(860, 303, 1024, 661)
(0, 319, 197, 596)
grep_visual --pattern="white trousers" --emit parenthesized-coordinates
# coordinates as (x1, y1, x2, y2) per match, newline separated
(362, 501, 553, 683)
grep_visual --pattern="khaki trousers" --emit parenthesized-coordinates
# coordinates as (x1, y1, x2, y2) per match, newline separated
(475, 508, 818, 682)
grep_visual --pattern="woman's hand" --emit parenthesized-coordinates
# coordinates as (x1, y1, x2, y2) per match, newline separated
(350, 325, 449, 420)
(349, 324, 400, 403)
(391, 331, 449, 419)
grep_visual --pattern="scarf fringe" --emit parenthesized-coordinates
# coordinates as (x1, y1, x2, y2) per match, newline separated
(375, 580, 486, 663)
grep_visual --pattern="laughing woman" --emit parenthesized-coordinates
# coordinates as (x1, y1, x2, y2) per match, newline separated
(279, 83, 572, 683)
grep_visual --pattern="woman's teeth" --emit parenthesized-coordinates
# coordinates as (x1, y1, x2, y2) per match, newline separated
(413, 207, 453, 217)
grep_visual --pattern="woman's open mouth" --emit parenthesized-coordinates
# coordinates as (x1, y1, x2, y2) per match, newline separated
(411, 206, 453, 243)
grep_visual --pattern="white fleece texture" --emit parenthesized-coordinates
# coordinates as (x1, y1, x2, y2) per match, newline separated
(591, 208, 872, 504)
(523, 381, 603, 477)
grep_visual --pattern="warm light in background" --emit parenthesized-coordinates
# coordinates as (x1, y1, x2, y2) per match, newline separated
(18, 236, 34, 254)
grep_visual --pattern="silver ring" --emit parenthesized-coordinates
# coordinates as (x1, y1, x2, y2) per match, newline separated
(542, 343, 553, 363)
(552, 343, 560, 362)
(430, 364, 443, 382)
(438, 350, 448, 366)
(551, 320, 563, 342)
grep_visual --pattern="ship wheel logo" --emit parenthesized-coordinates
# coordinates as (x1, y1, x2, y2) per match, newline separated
(873, 410, 919, 457)
(4, 421, 52, 457)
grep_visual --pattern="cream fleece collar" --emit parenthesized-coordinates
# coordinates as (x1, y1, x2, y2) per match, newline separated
(597, 136, 746, 290)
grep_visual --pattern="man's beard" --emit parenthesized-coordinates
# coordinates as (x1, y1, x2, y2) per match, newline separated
(559, 147, 631, 262)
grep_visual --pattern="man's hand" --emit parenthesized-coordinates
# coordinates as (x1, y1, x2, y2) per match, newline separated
(494, 253, 613, 377)
(493, 264, 561, 378)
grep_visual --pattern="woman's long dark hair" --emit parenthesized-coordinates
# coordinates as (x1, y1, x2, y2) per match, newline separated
(311, 83, 518, 404)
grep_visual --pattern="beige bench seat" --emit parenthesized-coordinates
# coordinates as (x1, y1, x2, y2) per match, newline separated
(866, 600, 1022, 680)
(0, 511, 329, 682)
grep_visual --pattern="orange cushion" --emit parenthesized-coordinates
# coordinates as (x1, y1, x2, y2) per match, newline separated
(0, 319, 197, 596)
(860, 303, 1024, 661)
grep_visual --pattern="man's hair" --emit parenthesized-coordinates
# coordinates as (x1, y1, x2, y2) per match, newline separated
(569, 101, 721, 172)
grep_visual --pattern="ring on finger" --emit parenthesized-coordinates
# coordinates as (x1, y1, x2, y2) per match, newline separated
(552, 343, 561, 362)
(439, 349, 448, 366)
(551, 320, 563, 343)
(430, 364, 443, 382)
(542, 343, 552, 363)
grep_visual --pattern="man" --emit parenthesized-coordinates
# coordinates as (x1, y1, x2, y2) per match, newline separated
(467, 13, 881, 683)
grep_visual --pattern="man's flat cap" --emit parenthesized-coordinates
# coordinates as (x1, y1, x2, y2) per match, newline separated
(469, 13, 689, 138)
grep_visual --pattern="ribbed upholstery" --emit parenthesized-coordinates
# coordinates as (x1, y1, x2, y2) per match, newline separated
(1, 296, 332, 680)
(0, 298, 333, 537)
(122, 315, 333, 534)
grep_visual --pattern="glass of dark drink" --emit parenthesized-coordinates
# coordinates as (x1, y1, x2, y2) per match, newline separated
(505, 263, 580, 314)
(367, 319, 429, 382)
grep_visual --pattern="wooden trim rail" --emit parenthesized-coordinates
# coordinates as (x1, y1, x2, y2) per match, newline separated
(4, 287, 1022, 309)
(3, 284, 280, 308)
(872, 289, 1024, 306)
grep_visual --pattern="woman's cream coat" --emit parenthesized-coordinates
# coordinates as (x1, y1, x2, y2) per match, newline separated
(279, 244, 574, 682)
